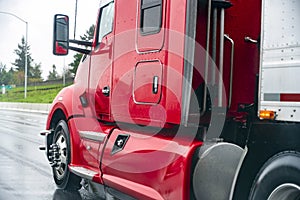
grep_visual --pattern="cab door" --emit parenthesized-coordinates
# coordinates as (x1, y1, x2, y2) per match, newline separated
(89, 0, 115, 122)
(78, 1, 114, 170)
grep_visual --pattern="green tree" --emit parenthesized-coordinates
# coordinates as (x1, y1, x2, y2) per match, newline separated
(80, 25, 95, 41)
(0, 62, 6, 83)
(29, 62, 43, 84)
(12, 37, 33, 76)
(31, 62, 43, 80)
(7, 67, 15, 85)
(0, 63, 8, 85)
(12, 71, 24, 85)
(0, 63, 14, 85)
(69, 53, 83, 76)
(48, 65, 59, 80)
(69, 25, 95, 76)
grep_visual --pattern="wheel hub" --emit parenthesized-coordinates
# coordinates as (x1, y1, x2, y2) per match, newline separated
(49, 143, 60, 167)
(268, 183, 300, 200)
(50, 133, 68, 180)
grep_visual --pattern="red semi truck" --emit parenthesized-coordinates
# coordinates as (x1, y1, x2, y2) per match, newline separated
(40, 0, 300, 199)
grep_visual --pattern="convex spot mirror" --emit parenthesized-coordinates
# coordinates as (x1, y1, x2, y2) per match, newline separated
(53, 14, 69, 55)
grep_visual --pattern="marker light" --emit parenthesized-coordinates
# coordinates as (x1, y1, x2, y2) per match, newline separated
(259, 110, 276, 120)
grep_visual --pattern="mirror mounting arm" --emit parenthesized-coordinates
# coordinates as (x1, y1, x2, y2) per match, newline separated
(69, 39, 92, 47)
(69, 46, 91, 54)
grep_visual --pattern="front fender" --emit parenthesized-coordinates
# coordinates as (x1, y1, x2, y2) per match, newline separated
(46, 85, 85, 130)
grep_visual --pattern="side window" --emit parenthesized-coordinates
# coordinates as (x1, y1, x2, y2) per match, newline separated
(140, 0, 162, 35)
(97, 2, 114, 43)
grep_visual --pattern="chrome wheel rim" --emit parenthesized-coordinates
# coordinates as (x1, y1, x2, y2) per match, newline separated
(268, 183, 300, 200)
(54, 131, 67, 180)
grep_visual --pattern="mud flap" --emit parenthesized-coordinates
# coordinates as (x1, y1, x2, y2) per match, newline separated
(193, 142, 246, 200)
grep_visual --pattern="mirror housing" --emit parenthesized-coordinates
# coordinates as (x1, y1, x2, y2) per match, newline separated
(53, 14, 69, 55)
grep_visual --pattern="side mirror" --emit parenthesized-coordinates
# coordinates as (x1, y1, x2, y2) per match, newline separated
(53, 14, 69, 55)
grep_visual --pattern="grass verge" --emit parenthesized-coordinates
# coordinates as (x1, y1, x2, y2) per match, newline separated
(0, 84, 67, 103)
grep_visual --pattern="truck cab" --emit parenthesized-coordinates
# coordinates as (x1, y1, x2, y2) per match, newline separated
(41, 0, 300, 199)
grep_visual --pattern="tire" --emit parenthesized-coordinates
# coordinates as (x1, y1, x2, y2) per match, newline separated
(52, 120, 81, 190)
(249, 151, 300, 200)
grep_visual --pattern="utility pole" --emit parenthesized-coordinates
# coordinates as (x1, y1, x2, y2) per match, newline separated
(74, 0, 78, 39)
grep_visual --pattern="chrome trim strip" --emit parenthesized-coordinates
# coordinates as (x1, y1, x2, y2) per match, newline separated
(224, 34, 235, 108)
(200, 0, 212, 116)
(258, 0, 266, 117)
(181, 0, 198, 125)
(69, 166, 97, 180)
(218, 8, 225, 107)
(79, 131, 106, 142)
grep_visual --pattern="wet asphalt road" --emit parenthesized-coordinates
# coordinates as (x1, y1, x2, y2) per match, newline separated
(0, 110, 101, 200)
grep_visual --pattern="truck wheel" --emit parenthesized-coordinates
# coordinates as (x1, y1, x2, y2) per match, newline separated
(52, 120, 81, 190)
(249, 152, 300, 200)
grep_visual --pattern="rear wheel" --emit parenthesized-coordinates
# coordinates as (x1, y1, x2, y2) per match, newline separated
(249, 152, 300, 200)
(52, 120, 81, 190)
(268, 183, 300, 200)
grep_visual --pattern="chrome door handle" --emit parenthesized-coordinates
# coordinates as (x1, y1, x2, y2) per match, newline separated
(153, 76, 159, 94)
(244, 36, 258, 44)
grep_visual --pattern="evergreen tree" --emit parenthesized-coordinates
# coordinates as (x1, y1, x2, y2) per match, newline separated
(12, 71, 24, 85)
(69, 53, 83, 76)
(0, 62, 6, 83)
(80, 25, 95, 41)
(12, 37, 33, 75)
(0, 63, 7, 85)
(0, 63, 14, 85)
(7, 67, 15, 85)
(48, 65, 59, 80)
(31, 63, 43, 80)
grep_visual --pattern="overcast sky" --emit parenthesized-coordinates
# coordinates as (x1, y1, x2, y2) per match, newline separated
(0, 0, 99, 80)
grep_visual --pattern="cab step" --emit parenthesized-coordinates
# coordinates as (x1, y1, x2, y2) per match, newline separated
(69, 166, 98, 180)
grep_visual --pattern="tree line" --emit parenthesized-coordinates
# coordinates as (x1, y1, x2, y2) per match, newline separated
(0, 37, 68, 86)
(0, 25, 94, 86)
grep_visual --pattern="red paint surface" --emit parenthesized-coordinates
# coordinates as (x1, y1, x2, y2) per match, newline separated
(47, 0, 264, 199)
